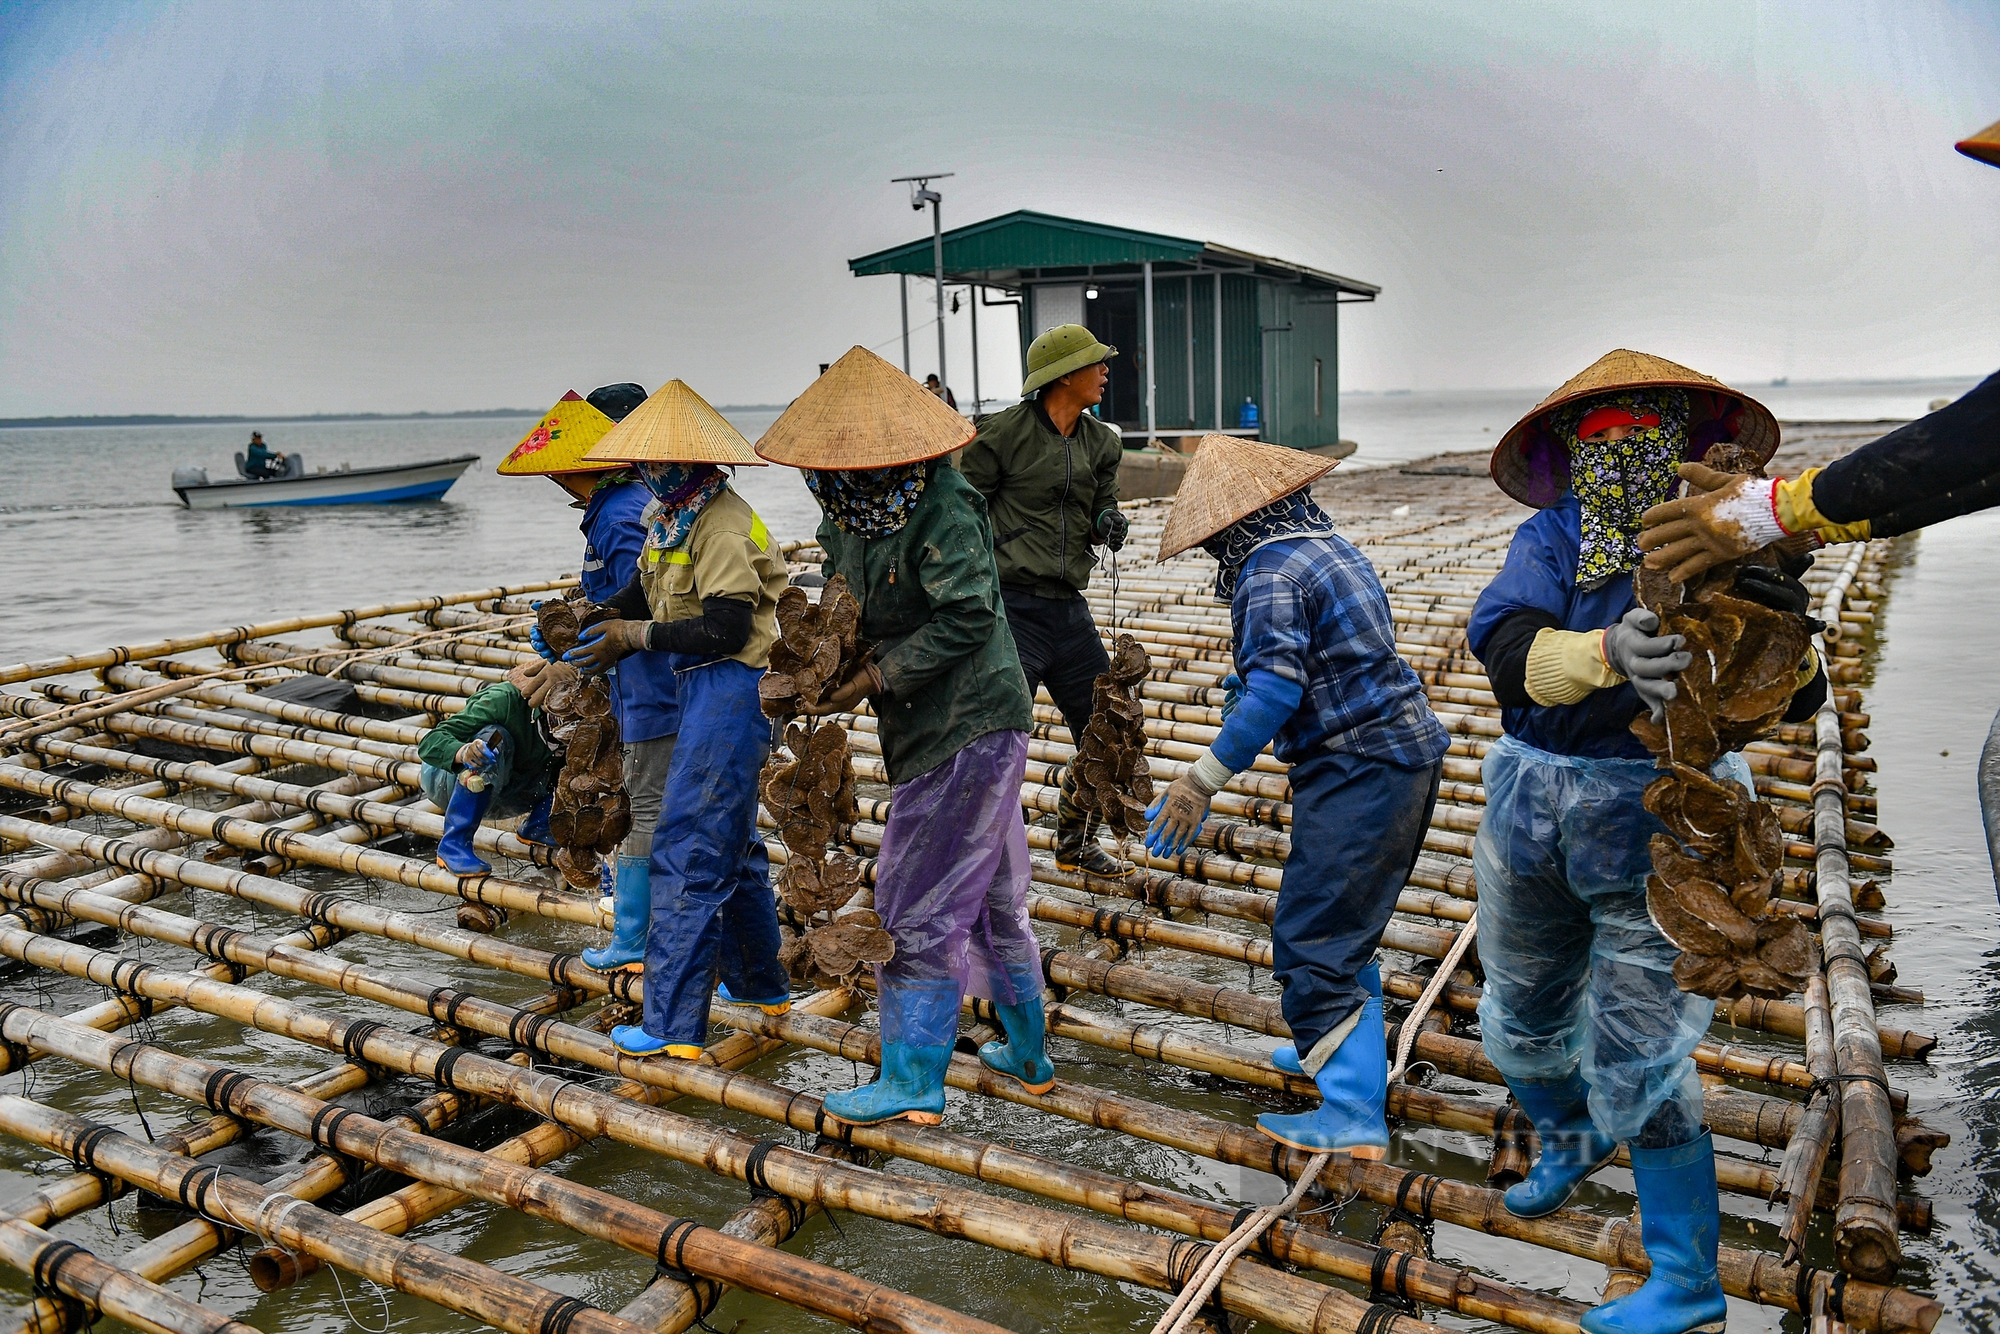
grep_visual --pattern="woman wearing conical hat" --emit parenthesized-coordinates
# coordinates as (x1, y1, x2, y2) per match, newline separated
(1144, 435, 1449, 1160)
(563, 381, 793, 1060)
(758, 347, 1051, 1126)
(1470, 351, 1828, 1334)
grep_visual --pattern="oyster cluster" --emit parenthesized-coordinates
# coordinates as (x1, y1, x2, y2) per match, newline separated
(754, 579, 890, 986)
(534, 596, 633, 889)
(759, 576, 867, 717)
(1067, 635, 1155, 837)
(1631, 445, 1818, 1000)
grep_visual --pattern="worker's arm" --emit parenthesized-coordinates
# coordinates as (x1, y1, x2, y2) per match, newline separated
(641, 596, 752, 656)
(957, 426, 1003, 502)
(1090, 426, 1125, 549)
(417, 684, 523, 769)
(872, 506, 999, 701)
(602, 570, 650, 620)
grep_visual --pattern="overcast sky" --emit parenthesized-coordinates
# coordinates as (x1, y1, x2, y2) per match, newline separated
(1, 1, 1995, 416)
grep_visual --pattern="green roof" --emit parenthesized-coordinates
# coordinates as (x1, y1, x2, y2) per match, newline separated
(847, 209, 1378, 298)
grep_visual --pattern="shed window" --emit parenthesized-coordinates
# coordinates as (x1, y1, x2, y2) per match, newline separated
(1313, 358, 1324, 417)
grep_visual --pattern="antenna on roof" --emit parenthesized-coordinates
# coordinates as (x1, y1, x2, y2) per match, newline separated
(892, 174, 955, 401)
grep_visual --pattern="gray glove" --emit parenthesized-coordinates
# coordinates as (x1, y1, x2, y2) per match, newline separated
(1602, 608, 1692, 722)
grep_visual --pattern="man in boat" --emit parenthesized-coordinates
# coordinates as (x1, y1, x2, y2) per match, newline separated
(418, 659, 562, 875)
(960, 323, 1132, 878)
(562, 381, 792, 1059)
(760, 346, 1051, 1125)
(498, 383, 681, 971)
(242, 431, 286, 479)
(1143, 435, 1448, 1160)
(1469, 353, 1827, 1334)
(1637, 120, 2000, 580)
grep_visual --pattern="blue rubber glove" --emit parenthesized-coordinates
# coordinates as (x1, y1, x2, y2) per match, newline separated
(1220, 673, 1243, 720)
(528, 624, 557, 662)
(564, 619, 648, 674)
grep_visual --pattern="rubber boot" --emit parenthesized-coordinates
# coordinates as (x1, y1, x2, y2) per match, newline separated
(716, 981, 792, 1015)
(1256, 973, 1389, 1158)
(1054, 767, 1132, 878)
(609, 1024, 702, 1061)
(434, 781, 492, 877)
(1270, 961, 1383, 1075)
(1501, 1072, 1619, 1218)
(518, 790, 553, 847)
(582, 855, 649, 973)
(1579, 1132, 1727, 1334)
(823, 1039, 953, 1126)
(978, 975, 1057, 1094)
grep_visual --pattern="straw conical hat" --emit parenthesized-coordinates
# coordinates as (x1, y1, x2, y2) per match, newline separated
(1157, 435, 1339, 561)
(582, 380, 762, 466)
(755, 346, 973, 470)
(1490, 349, 1778, 509)
(496, 392, 623, 476)
(1957, 118, 2000, 168)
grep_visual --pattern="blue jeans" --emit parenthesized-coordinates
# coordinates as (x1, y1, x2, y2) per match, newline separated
(418, 724, 536, 818)
(640, 658, 788, 1044)
(1273, 749, 1442, 1057)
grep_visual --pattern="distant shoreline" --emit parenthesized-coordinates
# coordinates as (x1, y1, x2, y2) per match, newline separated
(0, 406, 792, 430)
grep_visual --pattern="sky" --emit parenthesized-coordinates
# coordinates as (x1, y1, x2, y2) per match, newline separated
(0, 0, 1995, 416)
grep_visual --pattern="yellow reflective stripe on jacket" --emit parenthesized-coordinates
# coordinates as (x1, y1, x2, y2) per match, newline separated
(749, 514, 771, 552)
(644, 548, 692, 566)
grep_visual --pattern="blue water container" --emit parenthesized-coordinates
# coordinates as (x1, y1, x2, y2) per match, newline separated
(1238, 397, 1260, 430)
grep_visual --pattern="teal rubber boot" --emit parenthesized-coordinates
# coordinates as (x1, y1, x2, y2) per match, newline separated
(823, 1040, 953, 1126)
(716, 981, 792, 1015)
(1580, 1132, 1726, 1333)
(610, 1025, 703, 1061)
(1502, 1072, 1619, 1218)
(978, 972, 1056, 1094)
(1269, 961, 1382, 1076)
(435, 782, 493, 877)
(582, 855, 650, 973)
(1256, 968, 1389, 1159)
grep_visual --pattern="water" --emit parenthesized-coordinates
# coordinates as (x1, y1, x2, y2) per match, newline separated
(1, 388, 1997, 1331)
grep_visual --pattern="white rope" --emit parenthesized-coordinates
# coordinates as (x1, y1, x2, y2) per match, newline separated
(1149, 1149, 1333, 1334)
(1390, 911, 1478, 1084)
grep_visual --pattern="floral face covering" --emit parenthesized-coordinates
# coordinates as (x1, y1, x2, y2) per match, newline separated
(1555, 388, 1690, 588)
(1200, 488, 1340, 599)
(637, 463, 729, 551)
(804, 462, 931, 538)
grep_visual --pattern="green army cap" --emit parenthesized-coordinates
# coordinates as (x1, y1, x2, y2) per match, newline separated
(1021, 324, 1117, 396)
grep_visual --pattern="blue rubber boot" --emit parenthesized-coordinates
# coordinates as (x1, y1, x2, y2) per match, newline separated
(582, 855, 650, 973)
(609, 1024, 702, 1061)
(1269, 961, 1381, 1076)
(822, 1039, 953, 1126)
(518, 790, 553, 847)
(1579, 1132, 1727, 1334)
(434, 781, 492, 877)
(1502, 1072, 1619, 1218)
(716, 981, 792, 1015)
(1256, 971, 1389, 1159)
(978, 973, 1056, 1094)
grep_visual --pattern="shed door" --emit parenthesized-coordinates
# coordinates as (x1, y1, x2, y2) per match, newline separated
(1033, 285, 1085, 333)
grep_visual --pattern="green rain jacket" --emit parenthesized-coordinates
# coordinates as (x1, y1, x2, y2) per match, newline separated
(817, 466, 1034, 783)
(416, 681, 557, 811)
(959, 400, 1122, 599)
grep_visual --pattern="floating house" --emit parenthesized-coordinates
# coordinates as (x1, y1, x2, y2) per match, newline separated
(848, 210, 1379, 452)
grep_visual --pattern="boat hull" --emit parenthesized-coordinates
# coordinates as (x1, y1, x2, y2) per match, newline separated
(174, 455, 478, 509)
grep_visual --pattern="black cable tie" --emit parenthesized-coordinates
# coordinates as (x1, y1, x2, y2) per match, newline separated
(537, 1295, 591, 1334)
(433, 1046, 468, 1090)
(1165, 1237, 1212, 1293)
(1829, 1271, 1849, 1321)
(509, 1010, 553, 1052)
(545, 953, 579, 984)
(201, 1069, 254, 1116)
(1356, 1302, 1401, 1334)
(340, 1021, 387, 1063)
(1794, 1263, 1817, 1318)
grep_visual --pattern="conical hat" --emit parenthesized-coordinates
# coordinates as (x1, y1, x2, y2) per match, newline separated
(755, 346, 973, 470)
(583, 380, 762, 466)
(1490, 349, 1778, 509)
(1957, 118, 2000, 168)
(496, 392, 623, 476)
(1157, 435, 1339, 560)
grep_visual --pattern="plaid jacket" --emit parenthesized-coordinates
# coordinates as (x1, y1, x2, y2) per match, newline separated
(1230, 535, 1448, 769)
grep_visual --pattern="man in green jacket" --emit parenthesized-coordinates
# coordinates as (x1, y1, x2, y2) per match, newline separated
(416, 660, 561, 876)
(960, 323, 1132, 877)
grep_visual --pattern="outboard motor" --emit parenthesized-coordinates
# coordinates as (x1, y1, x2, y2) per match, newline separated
(172, 465, 210, 489)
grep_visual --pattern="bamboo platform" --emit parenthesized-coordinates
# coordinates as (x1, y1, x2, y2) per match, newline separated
(0, 455, 1948, 1334)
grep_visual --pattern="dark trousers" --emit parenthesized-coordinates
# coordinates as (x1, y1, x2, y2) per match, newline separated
(1274, 750, 1442, 1056)
(999, 587, 1109, 749)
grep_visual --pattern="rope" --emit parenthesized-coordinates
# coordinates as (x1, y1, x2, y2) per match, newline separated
(1389, 912, 1477, 1084)
(1146, 1148, 1333, 1334)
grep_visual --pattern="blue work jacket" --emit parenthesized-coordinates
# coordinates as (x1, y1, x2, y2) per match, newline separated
(580, 479, 679, 742)
(1467, 493, 1649, 760)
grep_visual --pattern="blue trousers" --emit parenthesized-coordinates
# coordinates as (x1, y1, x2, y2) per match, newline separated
(640, 658, 788, 1045)
(1274, 750, 1442, 1057)
(417, 724, 537, 819)
(1474, 735, 1746, 1145)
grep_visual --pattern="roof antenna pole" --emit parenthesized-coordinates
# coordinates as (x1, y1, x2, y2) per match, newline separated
(893, 172, 953, 398)
(899, 275, 911, 375)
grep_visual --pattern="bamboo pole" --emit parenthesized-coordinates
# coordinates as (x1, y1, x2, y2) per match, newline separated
(0, 1217, 264, 1334)
(1778, 972, 1841, 1264)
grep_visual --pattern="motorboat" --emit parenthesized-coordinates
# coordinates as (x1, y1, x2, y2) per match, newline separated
(171, 451, 479, 509)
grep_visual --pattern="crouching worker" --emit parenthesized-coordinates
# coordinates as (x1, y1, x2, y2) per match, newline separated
(1144, 435, 1447, 1159)
(417, 659, 561, 876)
(566, 380, 791, 1059)
(1472, 352, 1826, 1334)
(758, 347, 1050, 1126)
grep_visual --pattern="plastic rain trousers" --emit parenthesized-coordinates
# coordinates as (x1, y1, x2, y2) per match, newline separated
(639, 658, 788, 1046)
(1475, 733, 1754, 1144)
(872, 728, 1040, 1047)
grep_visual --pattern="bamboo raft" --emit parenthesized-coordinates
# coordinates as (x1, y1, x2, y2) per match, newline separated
(0, 468, 1947, 1334)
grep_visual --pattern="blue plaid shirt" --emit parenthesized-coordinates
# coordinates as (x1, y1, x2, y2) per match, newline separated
(1229, 535, 1448, 768)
